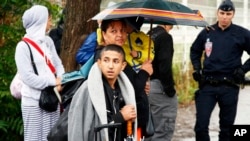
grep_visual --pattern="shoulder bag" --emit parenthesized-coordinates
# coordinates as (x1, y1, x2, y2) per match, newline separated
(145, 105, 155, 137)
(23, 37, 59, 112)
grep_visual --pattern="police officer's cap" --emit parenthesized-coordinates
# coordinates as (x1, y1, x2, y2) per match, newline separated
(218, 0, 235, 11)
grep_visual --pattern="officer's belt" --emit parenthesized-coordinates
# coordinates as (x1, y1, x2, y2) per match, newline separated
(203, 75, 236, 86)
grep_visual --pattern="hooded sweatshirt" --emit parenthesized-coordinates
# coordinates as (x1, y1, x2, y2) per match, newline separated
(15, 5, 65, 106)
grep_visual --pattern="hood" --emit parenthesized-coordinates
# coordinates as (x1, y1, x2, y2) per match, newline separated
(22, 5, 48, 42)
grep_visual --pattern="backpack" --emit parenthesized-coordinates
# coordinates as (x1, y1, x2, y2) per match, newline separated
(60, 54, 95, 108)
(47, 45, 95, 141)
(75, 32, 97, 65)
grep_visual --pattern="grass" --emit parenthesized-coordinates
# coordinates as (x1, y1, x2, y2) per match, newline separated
(173, 62, 198, 106)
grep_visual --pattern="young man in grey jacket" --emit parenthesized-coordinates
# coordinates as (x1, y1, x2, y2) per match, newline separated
(68, 44, 138, 141)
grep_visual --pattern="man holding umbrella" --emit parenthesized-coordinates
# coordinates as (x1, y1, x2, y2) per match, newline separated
(190, 0, 250, 141)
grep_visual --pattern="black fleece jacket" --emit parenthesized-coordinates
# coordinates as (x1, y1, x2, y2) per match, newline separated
(149, 26, 176, 96)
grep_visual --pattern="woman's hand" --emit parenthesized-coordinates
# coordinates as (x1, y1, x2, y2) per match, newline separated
(144, 81, 150, 95)
(55, 77, 62, 92)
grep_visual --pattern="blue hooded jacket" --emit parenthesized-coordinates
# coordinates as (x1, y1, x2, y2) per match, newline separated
(75, 32, 97, 65)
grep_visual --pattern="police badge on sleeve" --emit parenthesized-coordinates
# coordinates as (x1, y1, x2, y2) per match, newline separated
(205, 38, 213, 57)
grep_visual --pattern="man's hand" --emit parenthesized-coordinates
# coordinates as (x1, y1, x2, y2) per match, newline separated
(192, 70, 202, 82)
(120, 105, 136, 121)
(233, 67, 245, 84)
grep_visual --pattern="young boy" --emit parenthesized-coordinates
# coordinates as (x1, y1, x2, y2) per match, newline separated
(68, 44, 138, 141)
(123, 17, 154, 72)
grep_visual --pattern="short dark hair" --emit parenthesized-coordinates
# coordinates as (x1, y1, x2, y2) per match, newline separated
(99, 44, 126, 61)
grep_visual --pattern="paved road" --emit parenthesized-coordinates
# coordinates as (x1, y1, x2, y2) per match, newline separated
(172, 86, 250, 141)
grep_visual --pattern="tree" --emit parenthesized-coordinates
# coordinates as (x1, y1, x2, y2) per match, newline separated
(61, 0, 101, 72)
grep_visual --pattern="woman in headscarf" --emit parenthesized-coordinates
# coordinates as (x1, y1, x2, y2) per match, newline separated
(15, 5, 65, 141)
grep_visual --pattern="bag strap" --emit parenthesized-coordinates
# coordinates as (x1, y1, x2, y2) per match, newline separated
(22, 37, 56, 74)
(23, 41, 38, 75)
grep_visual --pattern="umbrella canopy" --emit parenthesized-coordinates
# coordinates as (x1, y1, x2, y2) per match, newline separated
(92, 0, 208, 27)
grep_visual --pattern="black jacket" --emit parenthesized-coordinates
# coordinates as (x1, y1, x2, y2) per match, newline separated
(190, 22, 250, 74)
(149, 26, 176, 96)
(49, 26, 63, 55)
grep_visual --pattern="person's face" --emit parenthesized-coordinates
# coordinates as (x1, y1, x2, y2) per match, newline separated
(102, 21, 127, 46)
(46, 15, 53, 32)
(97, 50, 127, 85)
(217, 9, 234, 29)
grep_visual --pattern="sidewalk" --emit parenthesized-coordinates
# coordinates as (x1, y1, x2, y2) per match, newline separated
(172, 86, 250, 141)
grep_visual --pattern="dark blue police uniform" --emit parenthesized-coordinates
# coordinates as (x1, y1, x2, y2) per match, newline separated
(190, 22, 250, 141)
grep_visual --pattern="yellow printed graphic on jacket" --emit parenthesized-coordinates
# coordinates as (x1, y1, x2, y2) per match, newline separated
(123, 31, 154, 72)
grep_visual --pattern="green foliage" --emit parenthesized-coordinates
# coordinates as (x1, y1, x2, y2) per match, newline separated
(173, 62, 198, 105)
(0, 0, 63, 140)
(0, 91, 23, 140)
(0, 2, 27, 139)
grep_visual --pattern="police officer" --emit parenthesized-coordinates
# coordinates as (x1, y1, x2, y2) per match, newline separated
(190, 0, 250, 141)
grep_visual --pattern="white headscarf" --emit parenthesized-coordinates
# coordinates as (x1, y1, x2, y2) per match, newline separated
(22, 5, 48, 42)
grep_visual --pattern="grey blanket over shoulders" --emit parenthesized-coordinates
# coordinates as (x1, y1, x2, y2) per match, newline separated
(68, 63, 137, 141)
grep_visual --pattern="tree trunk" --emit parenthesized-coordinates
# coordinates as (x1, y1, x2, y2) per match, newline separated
(61, 0, 100, 72)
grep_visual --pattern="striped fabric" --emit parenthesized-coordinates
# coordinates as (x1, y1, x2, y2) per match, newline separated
(22, 105, 59, 141)
(91, 0, 208, 27)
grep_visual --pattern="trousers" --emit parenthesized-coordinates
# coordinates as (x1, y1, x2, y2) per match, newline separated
(195, 84, 239, 141)
(145, 79, 178, 141)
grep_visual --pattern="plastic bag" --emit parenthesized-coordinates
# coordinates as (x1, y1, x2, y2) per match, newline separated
(10, 73, 22, 99)
(47, 104, 69, 141)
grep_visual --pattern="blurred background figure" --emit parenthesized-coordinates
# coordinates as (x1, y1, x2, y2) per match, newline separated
(146, 24, 178, 141)
(49, 9, 65, 55)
